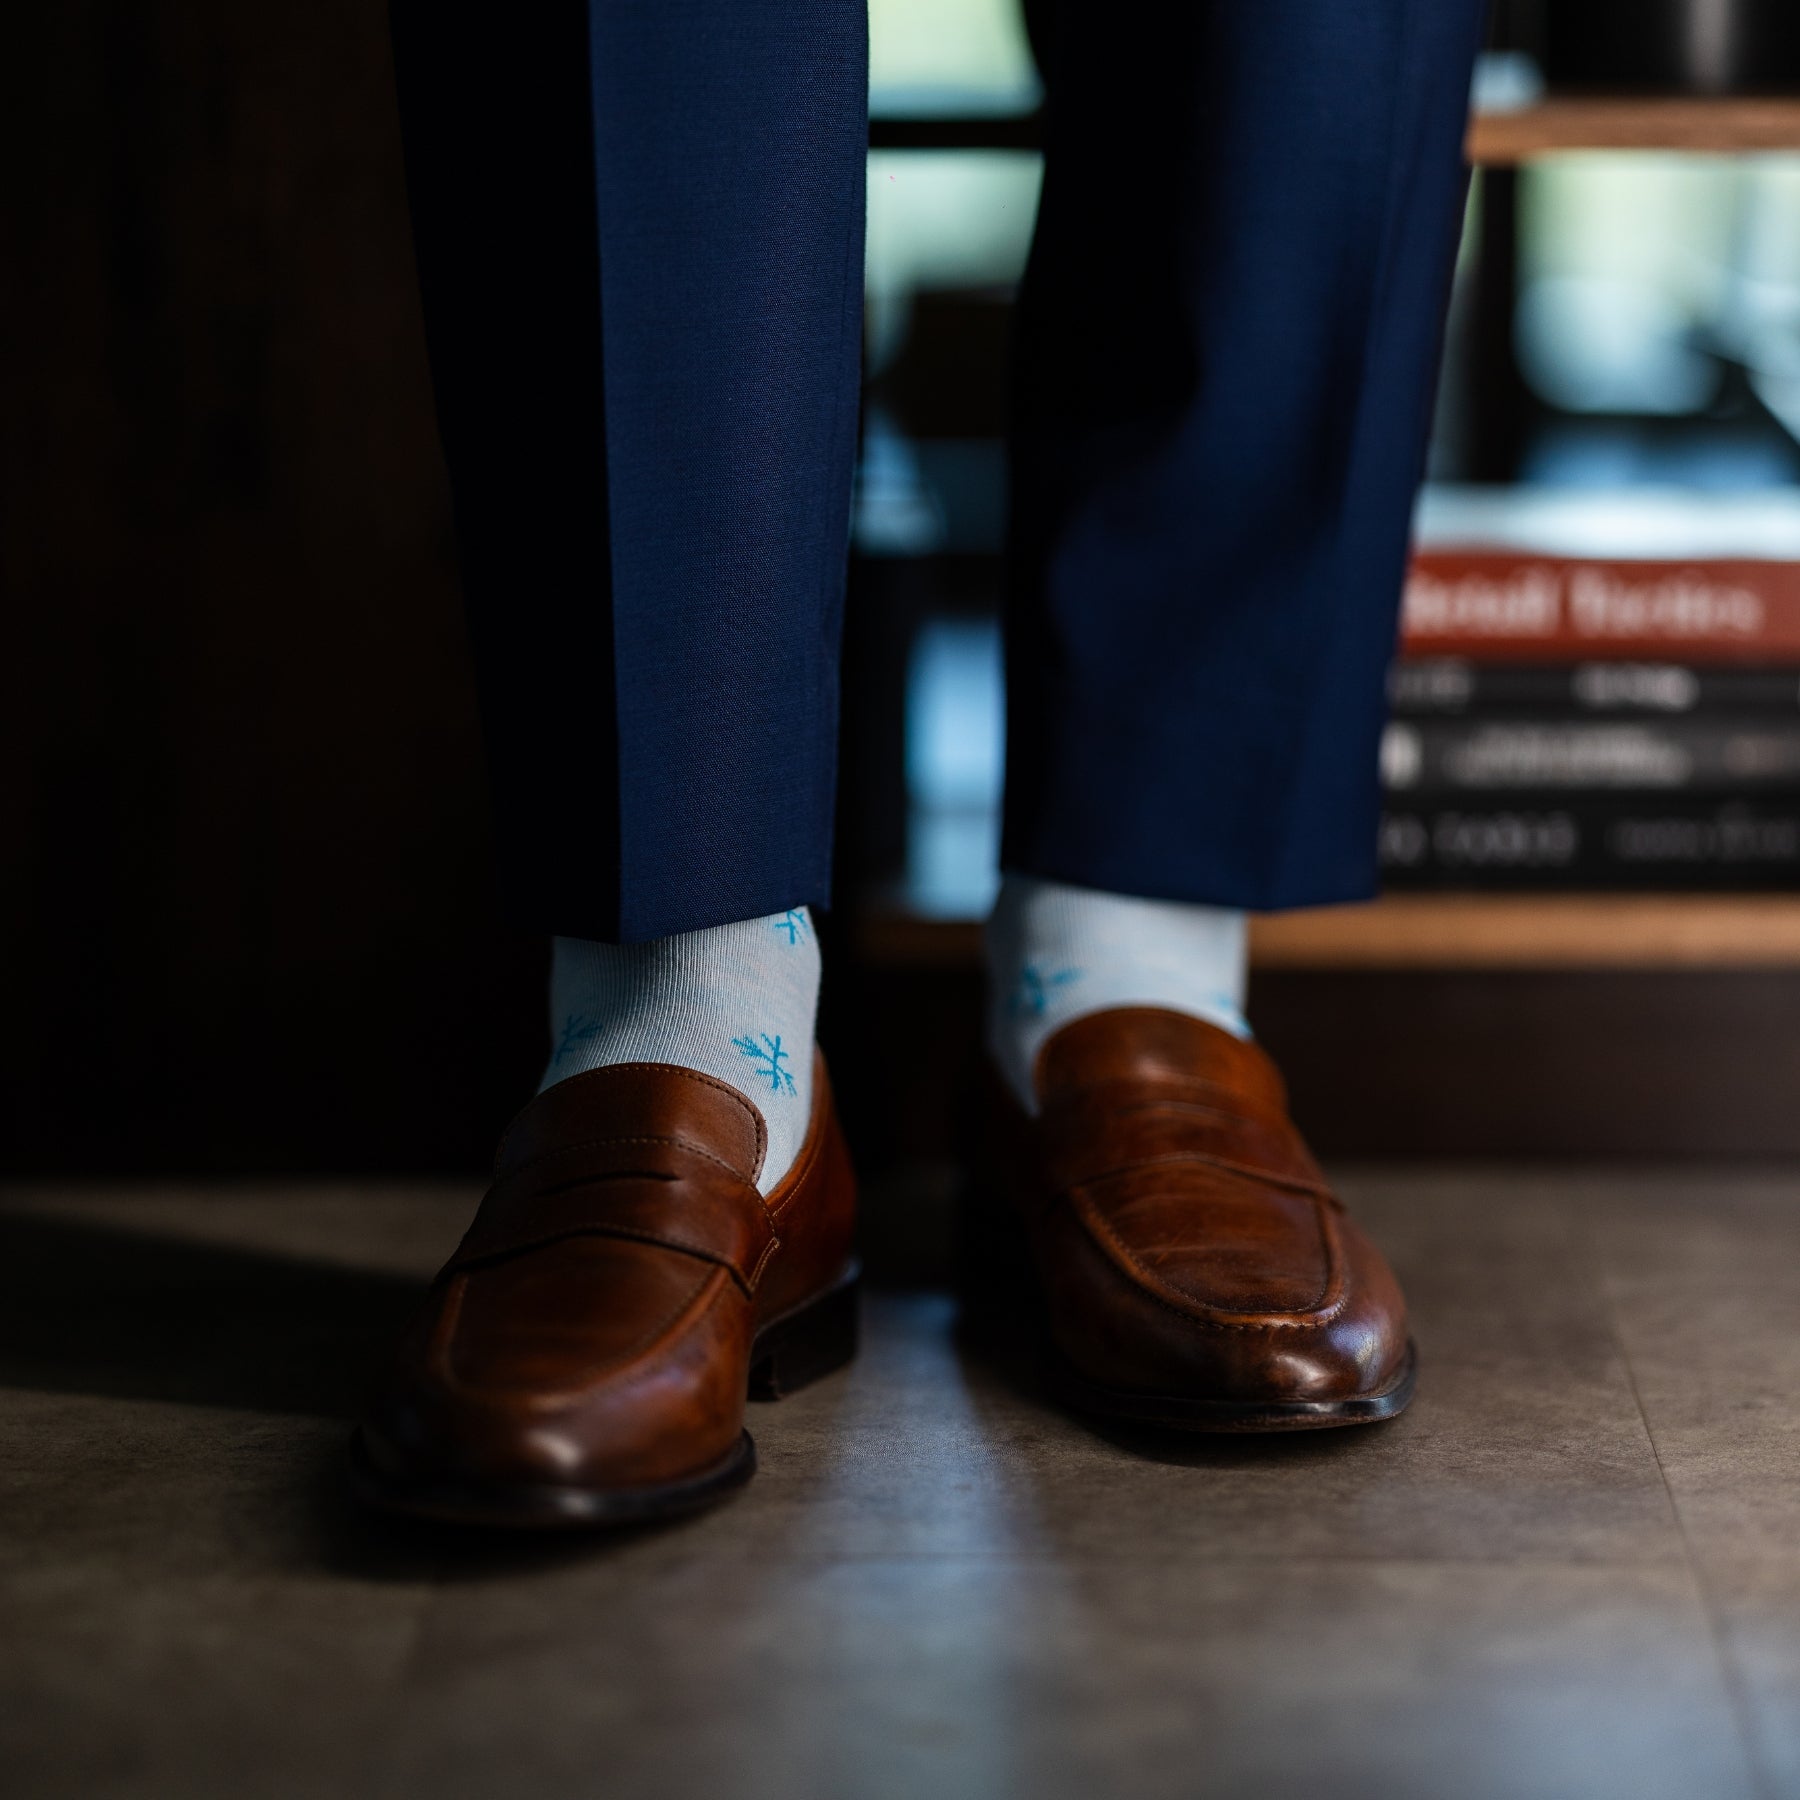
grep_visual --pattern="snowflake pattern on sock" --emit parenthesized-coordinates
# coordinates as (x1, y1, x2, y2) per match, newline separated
(551, 1012, 607, 1064)
(1010, 963, 1082, 1020)
(732, 1032, 797, 1096)
(772, 909, 808, 946)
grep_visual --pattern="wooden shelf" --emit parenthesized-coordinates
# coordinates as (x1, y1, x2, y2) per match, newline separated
(871, 99, 1800, 161)
(1253, 894, 1800, 967)
(1469, 97, 1800, 162)
(858, 894, 1800, 971)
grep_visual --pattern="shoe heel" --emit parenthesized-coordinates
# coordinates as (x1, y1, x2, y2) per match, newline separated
(748, 1267, 860, 1400)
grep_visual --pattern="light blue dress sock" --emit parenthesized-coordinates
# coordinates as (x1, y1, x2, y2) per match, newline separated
(985, 876, 1250, 1114)
(541, 909, 821, 1194)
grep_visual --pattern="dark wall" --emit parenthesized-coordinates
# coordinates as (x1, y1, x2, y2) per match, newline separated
(3, 4, 542, 1173)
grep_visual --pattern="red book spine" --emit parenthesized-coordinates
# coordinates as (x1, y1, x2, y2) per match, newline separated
(1402, 553, 1800, 662)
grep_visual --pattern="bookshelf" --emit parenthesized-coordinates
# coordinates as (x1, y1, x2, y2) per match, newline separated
(858, 894, 1800, 971)
(860, 95, 1800, 980)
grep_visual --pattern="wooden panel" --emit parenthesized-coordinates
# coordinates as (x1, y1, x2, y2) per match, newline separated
(2, 2, 544, 1174)
(1468, 97, 1800, 161)
(1254, 969, 1800, 1159)
(825, 959, 1800, 1163)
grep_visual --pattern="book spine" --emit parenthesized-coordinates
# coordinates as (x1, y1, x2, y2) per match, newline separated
(1380, 717, 1800, 794)
(1402, 554, 1800, 662)
(1379, 799, 1800, 889)
(1390, 659, 1800, 716)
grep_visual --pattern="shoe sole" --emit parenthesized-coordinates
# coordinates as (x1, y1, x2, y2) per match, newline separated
(347, 1263, 860, 1530)
(1047, 1336, 1419, 1433)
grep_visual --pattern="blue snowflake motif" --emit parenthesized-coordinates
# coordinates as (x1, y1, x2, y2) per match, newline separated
(1011, 963, 1082, 1020)
(732, 1032, 797, 1096)
(552, 1012, 606, 1063)
(772, 909, 808, 946)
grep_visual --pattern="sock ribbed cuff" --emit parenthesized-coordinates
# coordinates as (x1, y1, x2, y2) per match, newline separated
(541, 909, 821, 1193)
(984, 876, 1249, 1112)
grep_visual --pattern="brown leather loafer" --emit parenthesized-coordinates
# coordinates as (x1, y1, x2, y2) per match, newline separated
(352, 1056, 858, 1526)
(971, 1007, 1414, 1432)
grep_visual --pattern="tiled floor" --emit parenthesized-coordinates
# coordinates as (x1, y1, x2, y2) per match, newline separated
(2, 1170, 1798, 1800)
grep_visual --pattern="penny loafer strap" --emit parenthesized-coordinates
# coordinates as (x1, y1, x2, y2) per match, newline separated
(448, 1138, 778, 1293)
(1038, 1079, 1332, 1198)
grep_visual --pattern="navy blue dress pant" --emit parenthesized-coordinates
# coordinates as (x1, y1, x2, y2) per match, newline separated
(391, 0, 1489, 943)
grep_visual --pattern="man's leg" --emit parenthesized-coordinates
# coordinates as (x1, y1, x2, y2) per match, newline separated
(357, 1, 866, 1527)
(983, 1, 1487, 1431)
(1004, 0, 1486, 914)
(387, 0, 866, 1186)
(390, 0, 865, 946)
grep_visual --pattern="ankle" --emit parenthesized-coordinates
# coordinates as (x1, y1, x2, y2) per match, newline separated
(984, 876, 1249, 1112)
(543, 909, 821, 1192)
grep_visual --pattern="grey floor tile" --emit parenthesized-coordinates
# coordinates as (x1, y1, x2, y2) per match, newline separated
(0, 1182, 471, 1280)
(721, 1171, 1683, 1566)
(717, 1292, 1682, 1568)
(384, 1556, 1755, 1800)
(1706, 1557, 1800, 1798)
(1, 1559, 429, 1800)
(0, 1186, 471, 1421)
(1571, 1173, 1800, 1796)
(0, 1179, 1683, 1569)
(1583, 1173, 1800, 1556)
(0, 1175, 1789, 1800)
(0, 1389, 433, 1800)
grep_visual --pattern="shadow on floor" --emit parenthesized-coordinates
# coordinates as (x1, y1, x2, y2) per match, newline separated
(0, 1199, 1386, 1591)
(0, 1207, 679, 1583)
(0, 1209, 425, 1420)
(307, 1450, 711, 1586)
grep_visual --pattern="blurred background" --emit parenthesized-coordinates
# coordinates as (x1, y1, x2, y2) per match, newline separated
(12, 0, 1800, 1176)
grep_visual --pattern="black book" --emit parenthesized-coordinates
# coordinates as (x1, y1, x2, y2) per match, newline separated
(1390, 659, 1800, 716)
(1380, 716, 1800, 794)
(1379, 797, 1800, 891)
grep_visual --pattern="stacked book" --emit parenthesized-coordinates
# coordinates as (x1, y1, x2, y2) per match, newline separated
(1382, 490, 1800, 889)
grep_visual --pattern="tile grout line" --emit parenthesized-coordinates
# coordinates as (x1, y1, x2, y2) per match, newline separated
(1582, 1211, 1775, 1800)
